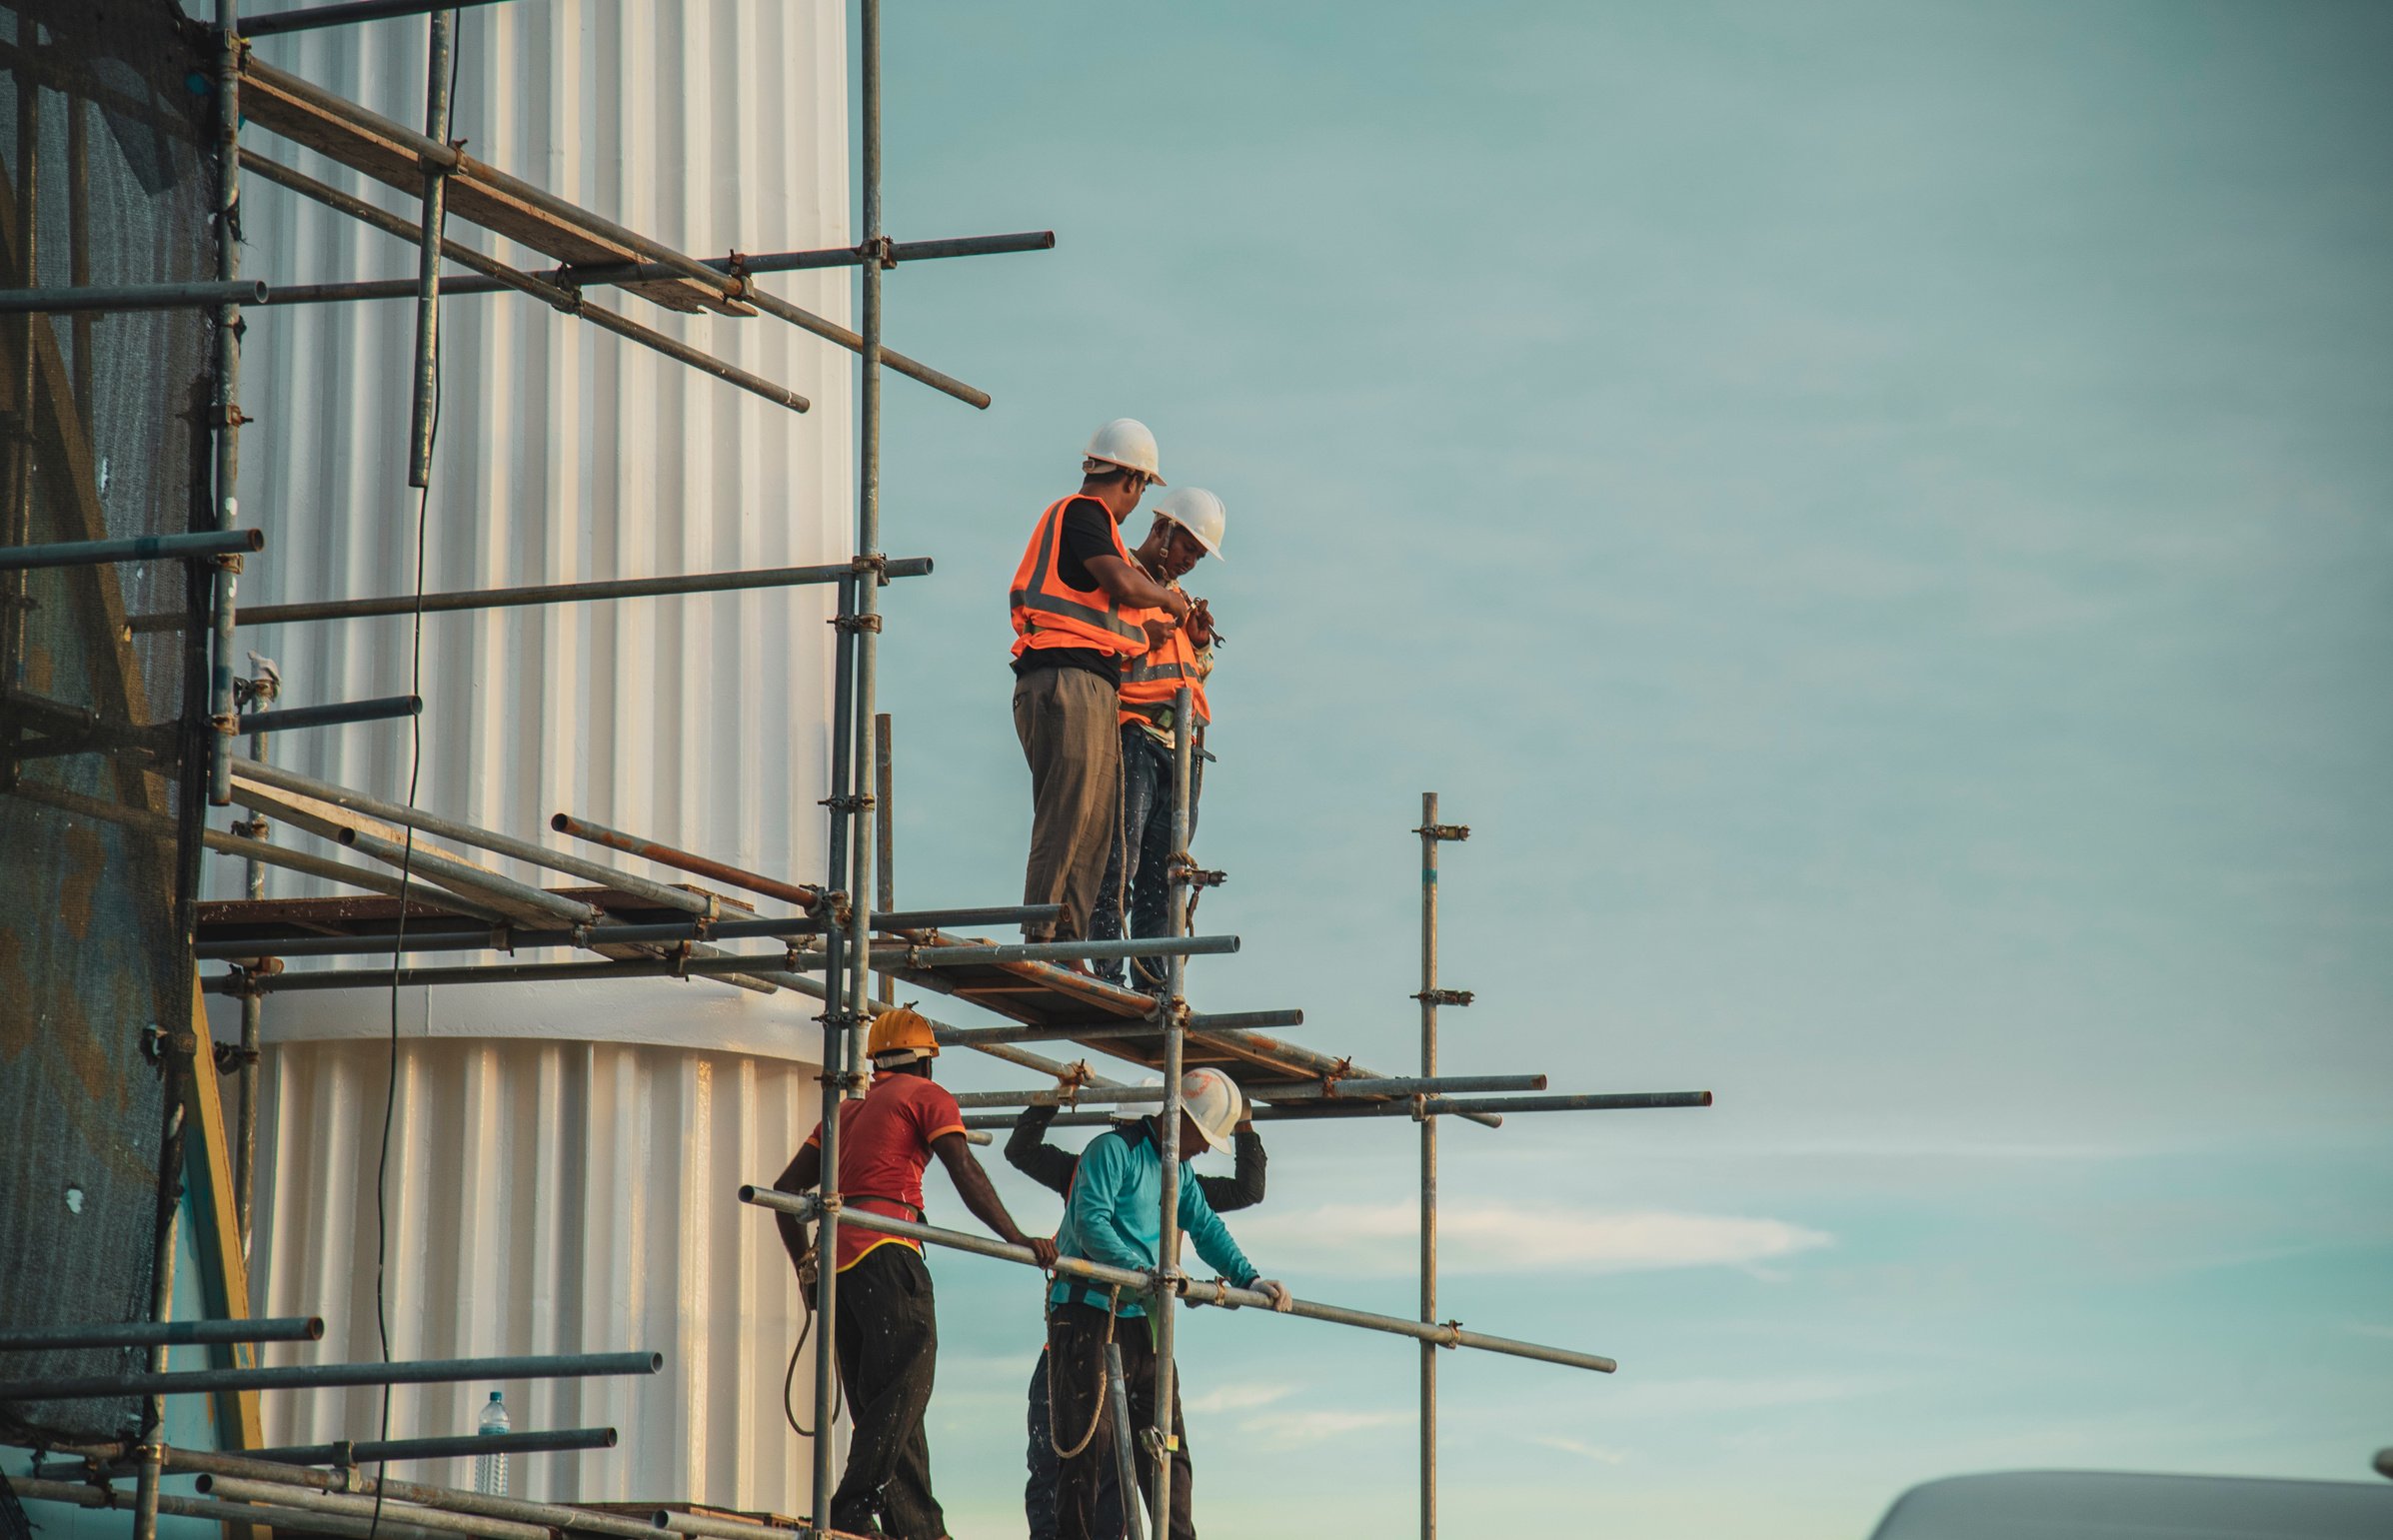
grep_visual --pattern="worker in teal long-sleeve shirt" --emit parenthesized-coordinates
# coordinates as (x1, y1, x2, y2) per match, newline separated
(1043, 1068, 1291, 1540)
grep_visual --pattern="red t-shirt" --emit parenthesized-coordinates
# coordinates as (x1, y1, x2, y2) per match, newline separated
(802, 1072, 967, 1272)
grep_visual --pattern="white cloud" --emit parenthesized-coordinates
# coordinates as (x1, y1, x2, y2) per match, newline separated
(1530, 1435, 1627, 1465)
(2342, 1323, 2393, 1343)
(1239, 1409, 1411, 1443)
(1186, 1382, 1296, 1415)
(1230, 1201, 1831, 1278)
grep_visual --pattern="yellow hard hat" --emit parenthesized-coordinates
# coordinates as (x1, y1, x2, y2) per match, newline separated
(867, 1003, 939, 1065)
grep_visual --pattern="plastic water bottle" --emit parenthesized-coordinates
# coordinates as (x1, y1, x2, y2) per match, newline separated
(474, 1391, 511, 1496)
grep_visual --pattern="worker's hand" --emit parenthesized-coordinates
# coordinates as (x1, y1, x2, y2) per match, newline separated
(1025, 1235, 1061, 1271)
(1254, 1278, 1293, 1313)
(1161, 587, 1194, 623)
(1185, 598, 1215, 649)
(1142, 616, 1181, 648)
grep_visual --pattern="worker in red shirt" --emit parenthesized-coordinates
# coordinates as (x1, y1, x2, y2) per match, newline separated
(772, 1006, 1061, 1539)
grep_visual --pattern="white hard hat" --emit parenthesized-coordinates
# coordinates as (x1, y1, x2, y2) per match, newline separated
(1084, 418, 1165, 484)
(1179, 1067, 1245, 1153)
(1149, 487, 1226, 563)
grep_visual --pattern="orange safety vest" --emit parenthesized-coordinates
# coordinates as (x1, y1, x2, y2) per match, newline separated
(1119, 586, 1210, 730)
(1009, 495, 1151, 665)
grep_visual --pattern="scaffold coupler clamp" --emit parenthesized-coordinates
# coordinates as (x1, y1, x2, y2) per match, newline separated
(857, 234, 897, 272)
(1438, 1318, 1465, 1349)
(1414, 821, 1470, 842)
(1409, 1093, 1430, 1123)
(829, 609, 883, 634)
(850, 551, 891, 586)
(1413, 987, 1473, 1007)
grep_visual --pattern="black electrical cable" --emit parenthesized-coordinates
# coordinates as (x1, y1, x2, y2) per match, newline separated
(780, 1274, 841, 1439)
(369, 23, 461, 1540)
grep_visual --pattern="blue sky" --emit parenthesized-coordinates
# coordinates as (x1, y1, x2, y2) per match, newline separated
(832, 2, 2390, 1535)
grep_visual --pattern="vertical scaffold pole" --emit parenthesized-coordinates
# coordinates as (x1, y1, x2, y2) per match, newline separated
(4, 18, 38, 692)
(1150, 684, 1195, 1537)
(406, 7, 456, 488)
(1418, 791, 1440, 1540)
(130, 1080, 188, 1540)
(235, 719, 269, 1252)
(206, 0, 244, 806)
(810, 568, 857, 1535)
(812, 1, 886, 1529)
(875, 713, 894, 1007)
(845, 0, 884, 1088)
(1414, 795, 1467, 1540)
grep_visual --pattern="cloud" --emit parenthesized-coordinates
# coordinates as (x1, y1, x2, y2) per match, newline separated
(1240, 1409, 1411, 1443)
(1186, 1382, 1296, 1415)
(1231, 1201, 1832, 1278)
(2342, 1323, 2393, 1343)
(1530, 1435, 1627, 1465)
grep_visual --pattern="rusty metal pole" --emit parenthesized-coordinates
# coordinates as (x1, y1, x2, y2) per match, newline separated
(1149, 685, 1194, 1537)
(1414, 794, 1469, 1540)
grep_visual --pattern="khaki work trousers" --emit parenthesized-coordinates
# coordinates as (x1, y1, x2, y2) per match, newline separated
(1013, 664, 1123, 943)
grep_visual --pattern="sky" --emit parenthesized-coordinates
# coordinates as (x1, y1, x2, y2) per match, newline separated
(830, 2, 2393, 1536)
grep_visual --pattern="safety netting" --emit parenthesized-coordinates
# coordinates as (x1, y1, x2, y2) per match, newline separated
(0, 0, 218, 1444)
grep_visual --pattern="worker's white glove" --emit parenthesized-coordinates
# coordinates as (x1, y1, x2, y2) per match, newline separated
(1253, 1278, 1293, 1313)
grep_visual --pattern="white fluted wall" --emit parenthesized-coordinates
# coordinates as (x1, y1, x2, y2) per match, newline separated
(216, 1, 855, 1511)
(250, 1038, 831, 1508)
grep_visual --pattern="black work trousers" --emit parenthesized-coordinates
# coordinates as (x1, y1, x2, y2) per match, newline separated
(830, 1243, 945, 1539)
(1048, 1301, 1194, 1540)
(1026, 1349, 1128, 1540)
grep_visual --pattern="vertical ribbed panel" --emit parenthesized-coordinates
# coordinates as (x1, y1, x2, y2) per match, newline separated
(230, 0, 851, 903)
(225, 0, 854, 1511)
(253, 1037, 832, 1510)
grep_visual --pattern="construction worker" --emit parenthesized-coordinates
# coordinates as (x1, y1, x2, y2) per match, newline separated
(771, 1006, 1061, 1539)
(1090, 488, 1225, 991)
(1044, 1068, 1291, 1540)
(1011, 420, 1193, 950)
(1009, 1093, 1267, 1540)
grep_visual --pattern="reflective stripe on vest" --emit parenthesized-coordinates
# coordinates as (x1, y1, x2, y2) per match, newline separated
(1119, 596, 1210, 727)
(1009, 495, 1149, 659)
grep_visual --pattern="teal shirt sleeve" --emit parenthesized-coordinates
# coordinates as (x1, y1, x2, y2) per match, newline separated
(1179, 1164, 1259, 1288)
(1068, 1132, 1154, 1274)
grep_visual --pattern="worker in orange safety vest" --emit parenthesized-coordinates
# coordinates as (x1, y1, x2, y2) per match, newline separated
(1090, 487, 1225, 990)
(1009, 419, 1192, 949)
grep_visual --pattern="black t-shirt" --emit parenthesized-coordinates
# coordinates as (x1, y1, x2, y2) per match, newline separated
(1014, 497, 1130, 684)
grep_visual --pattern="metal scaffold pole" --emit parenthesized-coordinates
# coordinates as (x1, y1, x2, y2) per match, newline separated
(206, 0, 245, 807)
(1416, 793, 1469, 1540)
(1150, 684, 1196, 1537)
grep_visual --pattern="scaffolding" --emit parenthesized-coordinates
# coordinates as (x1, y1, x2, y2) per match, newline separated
(0, 2, 1714, 1537)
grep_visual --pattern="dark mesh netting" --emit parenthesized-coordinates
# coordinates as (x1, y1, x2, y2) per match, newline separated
(0, 0, 217, 1443)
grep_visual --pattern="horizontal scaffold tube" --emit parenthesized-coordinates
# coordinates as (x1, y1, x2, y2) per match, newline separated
(204, 951, 801, 995)
(0, 527, 262, 570)
(0, 1349, 661, 1403)
(0, 1316, 323, 1351)
(928, 1006, 1304, 1050)
(238, 1426, 618, 1467)
(948, 1073, 1548, 1111)
(200, 1477, 550, 1540)
(959, 1089, 1713, 1130)
(738, 1189, 1616, 1375)
(235, 694, 420, 734)
(161, 1447, 666, 1540)
(193, 904, 1059, 961)
(234, 758, 711, 916)
(133, 554, 933, 633)
(813, 934, 1238, 970)
(552, 810, 822, 910)
(7, 1475, 462, 1540)
(0, 280, 268, 314)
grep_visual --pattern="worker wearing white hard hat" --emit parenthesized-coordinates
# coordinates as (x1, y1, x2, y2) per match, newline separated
(1091, 487, 1228, 990)
(1044, 1069, 1291, 1540)
(1008, 421, 1193, 951)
